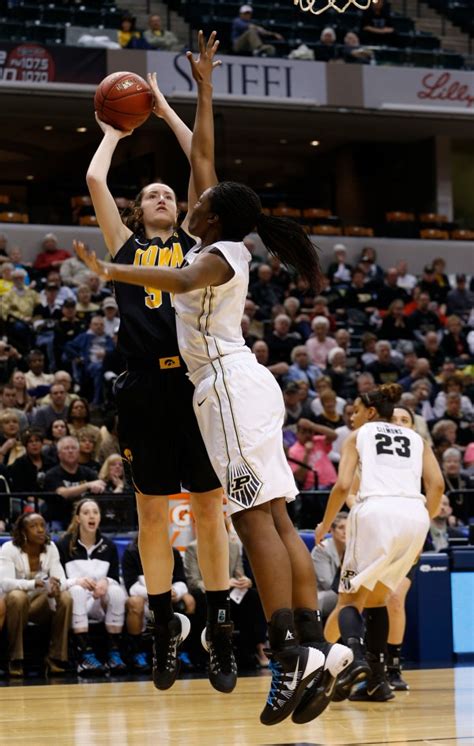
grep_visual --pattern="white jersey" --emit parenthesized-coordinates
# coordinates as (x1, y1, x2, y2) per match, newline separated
(356, 421, 424, 502)
(173, 239, 252, 374)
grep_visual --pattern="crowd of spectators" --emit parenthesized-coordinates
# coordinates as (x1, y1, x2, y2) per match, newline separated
(0, 226, 472, 679)
(117, 13, 181, 51)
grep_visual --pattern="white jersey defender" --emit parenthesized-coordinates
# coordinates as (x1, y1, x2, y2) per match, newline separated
(340, 421, 429, 594)
(173, 240, 298, 514)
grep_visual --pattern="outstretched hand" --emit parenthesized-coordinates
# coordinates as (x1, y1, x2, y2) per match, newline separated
(74, 240, 109, 281)
(95, 112, 134, 139)
(147, 72, 171, 119)
(186, 30, 221, 84)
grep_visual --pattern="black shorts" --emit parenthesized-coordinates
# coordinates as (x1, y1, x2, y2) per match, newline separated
(114, 362, 221, 495)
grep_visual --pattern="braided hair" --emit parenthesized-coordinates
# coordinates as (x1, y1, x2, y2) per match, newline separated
(208, 182, 322, 292)
(360, 383, 403, 421)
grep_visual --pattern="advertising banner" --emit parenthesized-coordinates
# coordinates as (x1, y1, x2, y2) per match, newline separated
(363, 66, 474, 114)
(0, 42, 106, 84)
(146, 50, 327, 104)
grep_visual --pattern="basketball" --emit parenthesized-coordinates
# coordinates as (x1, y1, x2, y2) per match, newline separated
(94, 71, 153, 131)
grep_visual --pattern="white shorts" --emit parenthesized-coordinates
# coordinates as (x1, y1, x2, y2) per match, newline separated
(190, 353, 298, 515)
(340, 496, 429, 594)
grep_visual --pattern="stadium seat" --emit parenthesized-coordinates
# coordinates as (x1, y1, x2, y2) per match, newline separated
(386, 211, 416, 222)
(79, 215, 98, 226)
(312, 224, 342, 236)
(344, 226, 374, 237)
(419, 228, 449, 240)
(272, 206, 301, 218)
(0, 212, 29, 223)
(302, 208, 332, 220)
(451, 229, 474, 240)
(420, 213, 448, 223)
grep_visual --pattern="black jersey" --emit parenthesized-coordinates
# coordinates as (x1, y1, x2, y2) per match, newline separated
(113, 227, 195, 362)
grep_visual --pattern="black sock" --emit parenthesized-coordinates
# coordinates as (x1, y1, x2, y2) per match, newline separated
(74, 632, 92, 653)
(128, 633, 142, 654)
(294, 607, 325, 644)
(338, 606, 365, 645)
(107, 632, 121, 651)
(206, 589, 231, 624)
(268, 608, 297, 650)
(148, 591, 174, 625)
(387, 642, 402, 667)
(365, 607, 389, 659)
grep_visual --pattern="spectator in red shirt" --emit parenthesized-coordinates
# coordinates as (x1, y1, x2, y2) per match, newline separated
(33, 234, 71, 276)
(288, 420, 337, 490)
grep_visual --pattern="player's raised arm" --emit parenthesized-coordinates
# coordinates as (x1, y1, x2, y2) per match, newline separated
(147, 72, 196, 231)
(86, 116, 133, 257)
(421, 442, 444, 519)
(187, 31, 221, 199)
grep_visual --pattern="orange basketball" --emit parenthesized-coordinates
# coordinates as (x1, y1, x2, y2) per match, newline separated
(94, 71, 153, 131)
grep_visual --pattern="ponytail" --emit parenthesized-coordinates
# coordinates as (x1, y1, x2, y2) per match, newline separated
(208, 182, 322, 292)
(360, 383, 403, 420)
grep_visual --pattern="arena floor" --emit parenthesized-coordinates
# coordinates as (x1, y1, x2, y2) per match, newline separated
(0, 667, 473, 745)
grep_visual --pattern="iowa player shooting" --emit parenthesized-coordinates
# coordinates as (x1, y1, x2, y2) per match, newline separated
(85, 34, 236, 695)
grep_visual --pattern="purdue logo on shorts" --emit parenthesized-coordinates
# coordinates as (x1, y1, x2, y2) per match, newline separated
(340, 569, 357, 593)
(227, 460, 263, 509)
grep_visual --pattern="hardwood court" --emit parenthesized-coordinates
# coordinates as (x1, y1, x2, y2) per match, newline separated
(0, 668, 473, 745)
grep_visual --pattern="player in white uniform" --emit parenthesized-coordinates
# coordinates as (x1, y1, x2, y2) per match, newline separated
(315, 383, 444, 699)
(75, 32, 353, 727)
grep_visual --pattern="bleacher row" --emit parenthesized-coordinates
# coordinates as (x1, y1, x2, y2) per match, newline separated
(426, 0, 474, 39)
(167, 0, 465, 68)
(2, 193, 474, 241)
(0, 0, 468, 70)
(0, 0, 120, 45)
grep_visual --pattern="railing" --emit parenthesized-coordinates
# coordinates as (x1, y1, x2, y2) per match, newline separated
(1, 492, 138, 532)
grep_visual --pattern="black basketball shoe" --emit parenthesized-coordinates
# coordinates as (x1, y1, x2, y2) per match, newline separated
(387, 656, 409, 691)
(201, 622, 237, 693)
(292, 642, 353, 723)
(350, 652, 395, 701)
(152, 612, 191, 691)
(260, 645, 325, 726)
(332, 637, 371, 702)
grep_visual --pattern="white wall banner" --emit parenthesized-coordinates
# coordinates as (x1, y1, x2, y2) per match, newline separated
(363, 66, 474, 114)
(146, 50, 327, 105)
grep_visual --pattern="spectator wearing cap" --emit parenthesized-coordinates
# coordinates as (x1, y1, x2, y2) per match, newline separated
(315, 27, 338, 61)
(39, 270, 75, 307)
(33, 234, 71, 276)
(359, 247, 384, 287)
(419, 265, 445, 305)
(396, 260, 417, 292)
(327, 244, 352, 286)
(60, 255, 91, 288)
(33, 282, 63, 367)
(231, 5, 283, 57)
(0, 268, 39, 355)
(306, 316, 337, 368)
(407, 292, 442, 342)
(102, 297, 120, 338)
(54, 300, 86, 371)
(446, 275, 474, 319)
